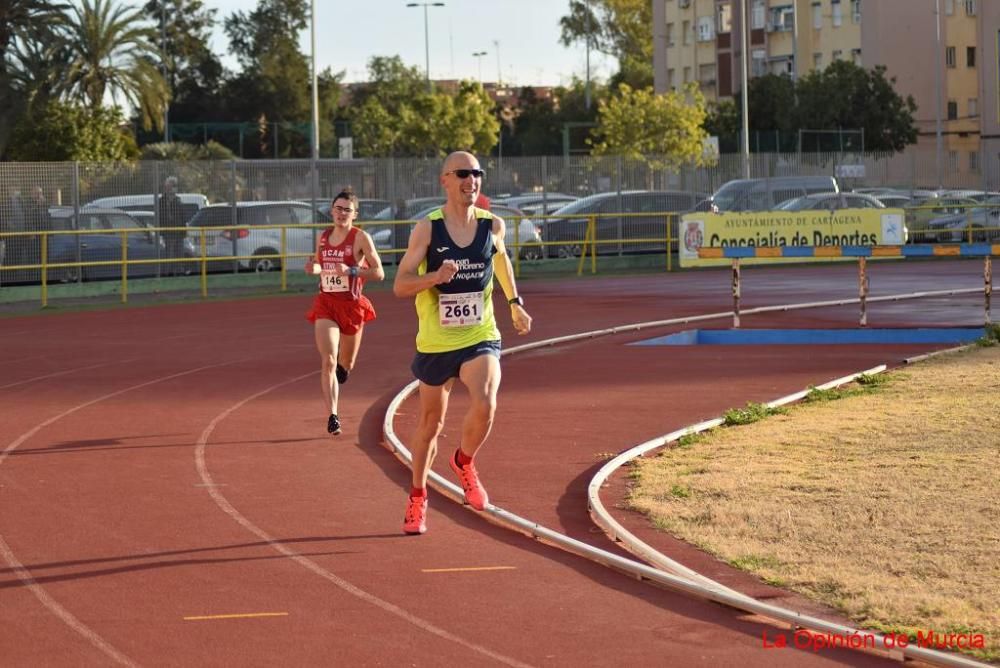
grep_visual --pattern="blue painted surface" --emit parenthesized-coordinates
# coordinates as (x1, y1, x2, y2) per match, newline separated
(632, 328, 985, 346)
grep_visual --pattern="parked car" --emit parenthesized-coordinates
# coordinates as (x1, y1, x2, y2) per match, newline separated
(316, 198, 390, 221)
(45, 207, 165, 282)
(708, 176, 839, 212)
(495, 193, 578, 216)
(364, 203, 542, 262)
(872, 194, 912, 208)
(543, 190, 706, 258)
(185, 201, 331, 272)
(85, 193, 208, 225)
(372, 197, 448, 221)
(904, 196, 980, 242)
(773, 192, 886, 211)
(926, 197, 1000, 242)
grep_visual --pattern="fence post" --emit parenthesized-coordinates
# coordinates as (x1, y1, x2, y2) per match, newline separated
(154, 161, 162, 278)
(858, 256, 868, 327)
(40, 234, 48, 308)
(732, 258, 741, 329)
(986, 256, 993, 326)
(120, 230, 128, 304)
(280, 226, 288, 292)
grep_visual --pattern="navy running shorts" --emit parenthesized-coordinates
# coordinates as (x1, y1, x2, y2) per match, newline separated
(411, 339, 501, 386)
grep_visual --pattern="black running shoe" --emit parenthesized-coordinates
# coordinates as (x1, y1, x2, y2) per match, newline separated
(336, 363, 350, 385)
(327, 414, 342, 435)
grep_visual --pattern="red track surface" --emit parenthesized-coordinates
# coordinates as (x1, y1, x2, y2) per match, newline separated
(1, 260, 986, 666)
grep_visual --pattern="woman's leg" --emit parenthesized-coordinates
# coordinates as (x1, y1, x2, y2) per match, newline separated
(313, 318, 341, 415)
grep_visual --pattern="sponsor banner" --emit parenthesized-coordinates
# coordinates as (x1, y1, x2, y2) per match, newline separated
(679, 209, 906, 267)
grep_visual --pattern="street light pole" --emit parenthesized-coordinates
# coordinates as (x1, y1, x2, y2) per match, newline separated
(934, 0, 943, 189)
(473, 50, 487, 83)
(310, 0, 319, 161)
(160, 1, 169, 142)
(739, 0, 751, 179)
(585, 0, 592, 110)
(407, 2, 445, 92)
(492, 39, 501, 85)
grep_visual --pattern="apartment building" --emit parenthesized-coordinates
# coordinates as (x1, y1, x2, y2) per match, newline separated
(654, 0, 996, 180)
(653, 0, 861, 102)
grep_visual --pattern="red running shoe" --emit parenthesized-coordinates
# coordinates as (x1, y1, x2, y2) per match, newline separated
(449, 452, 489, 510)
(403, 495, 427, 535)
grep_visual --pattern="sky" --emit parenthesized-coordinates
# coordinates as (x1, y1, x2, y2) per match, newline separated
(202, 0, 616, 87)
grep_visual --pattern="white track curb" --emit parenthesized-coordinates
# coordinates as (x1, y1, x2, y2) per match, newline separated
(382, 294, 990, 668)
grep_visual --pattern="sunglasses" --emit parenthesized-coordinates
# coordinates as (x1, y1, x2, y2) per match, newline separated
(447, 168, 485, 179)
(332, 205, 355, 214)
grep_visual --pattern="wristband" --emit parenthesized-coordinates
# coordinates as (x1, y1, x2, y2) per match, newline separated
(349, 266, 359, 277)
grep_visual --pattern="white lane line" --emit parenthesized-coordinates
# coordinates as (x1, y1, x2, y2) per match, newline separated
(0, 362, 237, 667)
(194, 373, 535, 668)
(0, 359, 138, 391)
(183, 612, 288, 621)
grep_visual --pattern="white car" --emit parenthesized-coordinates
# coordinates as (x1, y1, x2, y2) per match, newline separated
(364, 203, 543, 262)
(185, 201, 331, 272)
(85, 193, 208, 224)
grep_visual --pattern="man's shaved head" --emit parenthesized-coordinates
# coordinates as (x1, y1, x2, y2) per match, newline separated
(441, 151, 479, 174)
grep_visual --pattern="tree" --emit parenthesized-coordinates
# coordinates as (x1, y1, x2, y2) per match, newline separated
(0, 0, 70, 158)
(221, 0, 342, 158)
(7, 99, 138, 161)
(559, 0, 652, 90)
(349, 57, 498, 157)
(795, 61, 917, 152)
(141, 0, 224, 125)
(590, 83, 711, 170)
(746, 74, 797, 133)
(61, 0, 168, 131)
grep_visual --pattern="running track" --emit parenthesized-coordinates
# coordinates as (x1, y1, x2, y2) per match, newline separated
(0, 260, 987, 666)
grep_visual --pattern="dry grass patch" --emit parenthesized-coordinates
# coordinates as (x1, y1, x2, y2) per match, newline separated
(628, 345, 1000, 661)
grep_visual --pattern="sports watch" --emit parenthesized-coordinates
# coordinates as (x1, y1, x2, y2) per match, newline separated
(507, 296, 524, 307)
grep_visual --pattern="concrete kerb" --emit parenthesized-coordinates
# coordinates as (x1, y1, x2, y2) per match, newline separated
(382, 294, 991, 668)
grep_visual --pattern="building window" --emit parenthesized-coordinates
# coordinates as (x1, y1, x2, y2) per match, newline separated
(967, 47, 976, 67)
(947, 100, 958, 120)
(851, 0, 861, 23)
(752, 49, 767, 77)
(752, 0, 766, 29)
(851, 48, 862, 65)
(814, 52, 823, 69)
(697, 16, 715, 42)
(699, 63, 717, 85)
(968, 98, 978, 117)
(682, 20, 691, 45)
(965, 0, 976, 16)
(667, 68, 676, 89)
(832, 0, 843, 26)
(717, 2, 732, 33)
(970, 151, 979, 172)
(944, 0, 954, 15)
(770, 58, 794, 76)
(683, 66, 691, 83)
(772, 5, 794, 31)
(948, 151, 959, 171)
(666, 22, 675, 46)
(832, 49, 843, 60)
(946, 46, 956, 68)
(812, 2, 822, 29)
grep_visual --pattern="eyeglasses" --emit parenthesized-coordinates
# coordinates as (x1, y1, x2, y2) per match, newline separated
(332, 205, 355, 214)
(446, 168, 485, 179)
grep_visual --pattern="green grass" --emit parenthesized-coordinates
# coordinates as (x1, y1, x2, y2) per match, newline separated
(722, 402, 786, 426)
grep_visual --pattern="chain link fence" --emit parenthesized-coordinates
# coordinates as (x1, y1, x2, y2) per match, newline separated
(2, 146, 998, 303)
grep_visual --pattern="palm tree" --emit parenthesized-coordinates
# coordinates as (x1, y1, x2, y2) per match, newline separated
(0, 0, 70, 157)
(62, 0, 168, 131)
